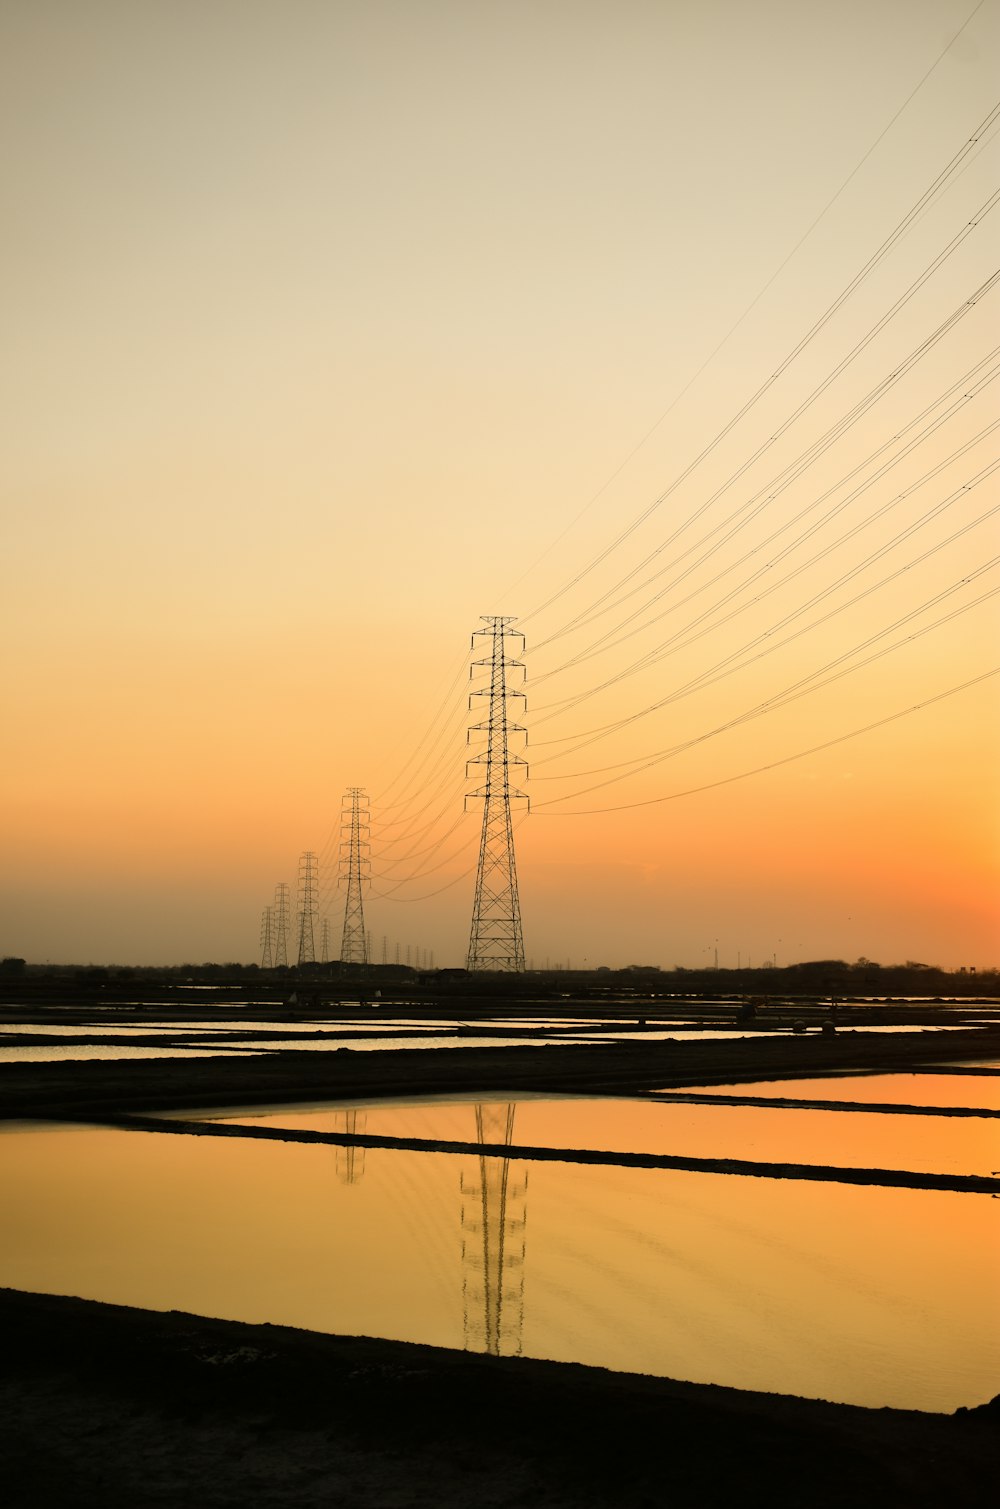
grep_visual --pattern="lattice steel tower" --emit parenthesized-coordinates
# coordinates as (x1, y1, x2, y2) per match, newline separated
(466, 616, 528, 971)
(339, 787, 371, 963)
(273, 882, 291, 967)
(297, 850, 319, 966)
(259, 905, 274, 969)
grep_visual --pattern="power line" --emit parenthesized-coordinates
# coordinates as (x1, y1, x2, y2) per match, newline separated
(516, 101, 1000, 635)
(529, 199, 1000, 665)
(492, 4, 991, 613)
(529, 423, 1000, 750)
(532, 668, 1000, 817)
(530, 310, 1000, 677)
(532, 563, 1000, 808)
(530, 467, 1000, 778)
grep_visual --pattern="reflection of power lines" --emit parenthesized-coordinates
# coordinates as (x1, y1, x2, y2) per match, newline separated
(335, 1109, 367, 1185)
(460, 1103, 528, 1356)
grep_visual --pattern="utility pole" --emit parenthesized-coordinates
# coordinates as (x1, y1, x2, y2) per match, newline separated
(339, 787, 370, 964)
(273, 883, 290, 968)
(466, 616, 528, 972)
(297, 851, 319, 966)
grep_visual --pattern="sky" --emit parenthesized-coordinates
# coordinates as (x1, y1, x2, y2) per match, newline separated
(2, 0, 998, 969)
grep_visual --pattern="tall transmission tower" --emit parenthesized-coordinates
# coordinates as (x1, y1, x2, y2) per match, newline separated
(296, 850, 319, 966)
(273, 883, 290, 967)
(339, 787, 371, 964)
(466, 616, 528, 972)
(259, 905, 274, 969)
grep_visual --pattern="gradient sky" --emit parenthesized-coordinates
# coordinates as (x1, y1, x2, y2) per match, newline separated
(3, 0, 998, 968)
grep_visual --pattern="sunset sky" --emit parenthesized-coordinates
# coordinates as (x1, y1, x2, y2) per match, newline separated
(3, 0, 998, 969)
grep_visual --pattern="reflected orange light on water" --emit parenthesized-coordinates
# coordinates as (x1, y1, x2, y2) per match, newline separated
(229, 1092, 999, 1178)
(1, 1111, 997, 1413)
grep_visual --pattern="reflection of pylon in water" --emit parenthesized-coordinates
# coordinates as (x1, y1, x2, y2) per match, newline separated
(460, 1103, 527, 1356)
(335, 1109, 367, 1184)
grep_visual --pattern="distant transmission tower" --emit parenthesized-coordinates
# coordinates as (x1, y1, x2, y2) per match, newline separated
(259, 905, 274, 969)
(466, 616, 528, 971)
(339, 787, 371, 963)
(297, 851, 319, 965)
(320, 918, 331, 964)
(273, 883, 290, 967)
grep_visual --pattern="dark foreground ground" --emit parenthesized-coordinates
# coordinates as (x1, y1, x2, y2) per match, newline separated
(2, 1289, 997, 1509)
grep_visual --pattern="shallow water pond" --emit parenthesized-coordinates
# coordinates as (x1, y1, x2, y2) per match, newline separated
(662, 1072, 1000, 1113)
(0, 1116, 996, 1413)
(0, 1045, 266, 1062)
(212, 1090, 999, 1178)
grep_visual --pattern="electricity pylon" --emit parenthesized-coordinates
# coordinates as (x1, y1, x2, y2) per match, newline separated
(297, 850, 319, 965)
(320, 918, 331, 964)
(461, 1103, 527, 1356)
(273, 882, 290, 967)
(259, 905, 274, 969)
(466, 616, 528, 971)
(339, 787, 370, 964)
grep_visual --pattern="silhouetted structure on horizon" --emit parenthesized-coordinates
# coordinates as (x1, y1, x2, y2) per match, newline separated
(466, 617, 528, 972)
(339, 788, 370, 964)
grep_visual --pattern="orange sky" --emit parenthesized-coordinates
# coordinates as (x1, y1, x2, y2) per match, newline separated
(2, 1, 998, 967)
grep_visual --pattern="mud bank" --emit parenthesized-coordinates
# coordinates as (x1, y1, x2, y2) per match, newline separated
(1, 1290, 997, 1509)
(2, 1027, 998, 1121)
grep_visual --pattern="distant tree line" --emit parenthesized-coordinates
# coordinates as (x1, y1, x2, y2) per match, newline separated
(2, 955, 996, 998)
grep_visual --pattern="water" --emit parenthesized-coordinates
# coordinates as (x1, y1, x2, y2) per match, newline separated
(660, 1072, 1000, 1113)
(0, 1020, 454, 1036)
(208, 1036, 597, 1052)
(209, 1092, 999, 1179)
(0, 1045, 267, 1063)
(1, 1112, 995, 1413)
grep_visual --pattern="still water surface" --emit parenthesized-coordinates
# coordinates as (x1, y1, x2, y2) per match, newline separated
(1, 1105, 997, 1413)
(0, 1046, 265, 1062)
(216, 1092, 998, 1178)
(667, 1073, 1000, 1112)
